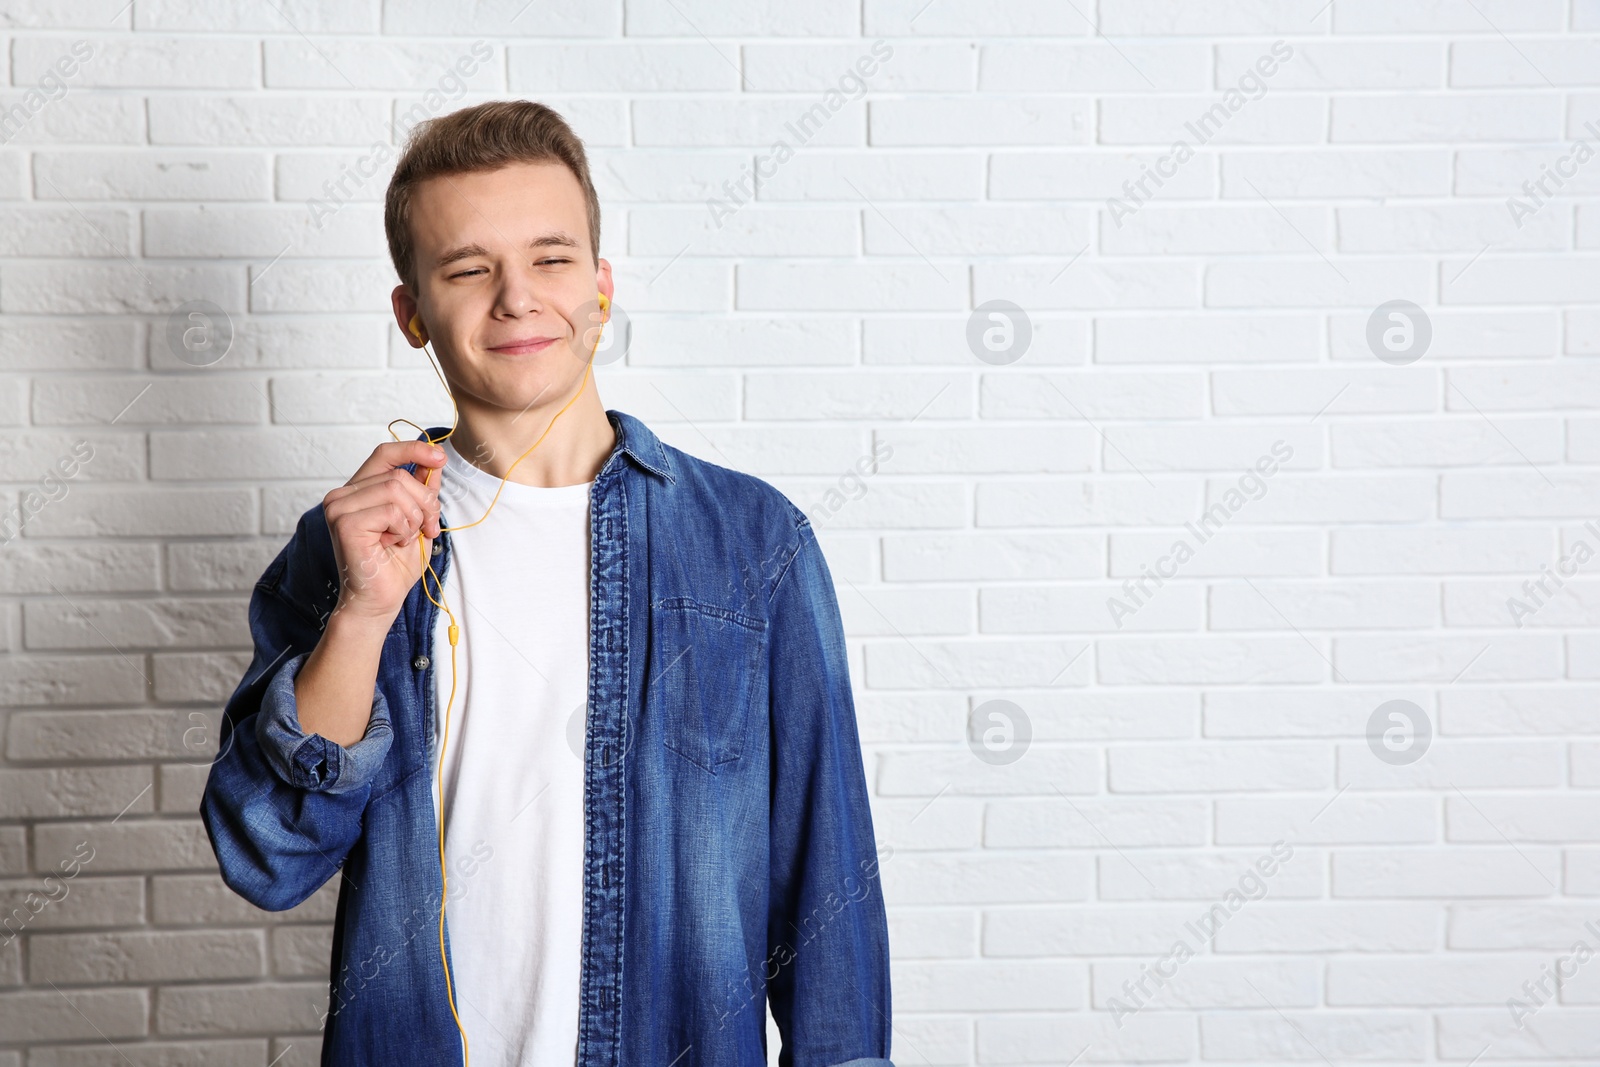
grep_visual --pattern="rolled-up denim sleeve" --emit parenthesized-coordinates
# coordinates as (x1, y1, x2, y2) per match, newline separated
(765, 519, 895, 1067)
(200, 504, 390, 913)
(255, 650, 393, 795)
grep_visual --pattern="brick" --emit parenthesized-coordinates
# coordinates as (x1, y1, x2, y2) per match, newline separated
(155, 981, 327, 1036)
(32, 929, 264, 982)
(633, 205, 857, 257)
(1332, 93, 1561, 142)
(1098, 849, 1323, 900)
(1215, 903, 1439, 952)
(872, 97, 1089, 146)
(1201, 1012, 1427, 1061)
(1094, 314, 1319, 364)
(1215, 795, 1439, 845)
(0, 263, 245, 315)
(16, 36, 257, 88)
(1329, 954, 1545, 1005)
(138, 0, 376, 31)
(1212, 367, 1436, 416)
(1333, 848, 1560, 897)
(151, 874, 338, 925)
(25, 598, 248, 650)
(895, 959, 1084, 1012)
(0, 319, 138, 370)
(265, 39, 499, 91)
(981, 43, 1207, 92)
(883, 854, 1090, 905)
(0, 766, 153, 818)
(35, 819, 216, 872)
(1437, 1009, 1600, 1059)
(885, 908, 973, 960)
(993, 151, 1217, 201)
(876, 748, 1100, 798)
(1103, 96, 1325, 146)
(745, 370, 970, 419)
(883, 532, 1102, 581)
(1109, 741, 1332, 790)
(0, 989, 146, 1044)
(634, 99, 863, 148)
(1093, 958, 1319, 1009)
(1332, 527, 1552, 575)
(1337, 740, 1563, 788)
(864, 0, 1089, 35)
(985, 905, 1207, 956)
(978, 1014, 1194, 1063)
(984, 798, 1208, 849)
(21, 489, 257, 537)
(1223, 148, 1450, 198)
(7, 710, 193, 760)
(148, 96, 388, 146)
(1217, 41, 1444, 90)
(0, 876, 145, 932)
(982, 368, 1205, 419)
(1334, 0, 1563, 33)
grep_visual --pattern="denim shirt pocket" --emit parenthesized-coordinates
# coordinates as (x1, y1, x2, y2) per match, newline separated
(652, 597, 765, 774)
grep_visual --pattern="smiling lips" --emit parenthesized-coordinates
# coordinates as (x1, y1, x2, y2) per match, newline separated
(488, 336, 560, 355)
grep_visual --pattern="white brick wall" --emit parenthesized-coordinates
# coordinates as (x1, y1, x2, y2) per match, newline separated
(2, 0, 1599, 1063)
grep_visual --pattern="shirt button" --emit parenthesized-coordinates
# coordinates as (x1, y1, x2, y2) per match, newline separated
(412, 655, 430, 670)
(431, 540, 442, 557)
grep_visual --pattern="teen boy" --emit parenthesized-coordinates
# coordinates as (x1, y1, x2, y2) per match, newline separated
(200, 100, 894, 1067)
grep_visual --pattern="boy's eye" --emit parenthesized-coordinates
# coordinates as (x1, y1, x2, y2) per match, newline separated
(449, 258, 569, 279)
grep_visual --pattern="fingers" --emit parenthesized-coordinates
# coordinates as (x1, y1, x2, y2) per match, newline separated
(328, 469, 442, 538)
(327, 476, 439, 544)
(349, 440, 447, 485)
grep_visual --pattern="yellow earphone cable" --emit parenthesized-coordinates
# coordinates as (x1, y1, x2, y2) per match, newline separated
(389, 295, 609, 1066)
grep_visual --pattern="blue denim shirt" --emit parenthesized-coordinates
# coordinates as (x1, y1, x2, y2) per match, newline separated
(199, 409, 894, 1067)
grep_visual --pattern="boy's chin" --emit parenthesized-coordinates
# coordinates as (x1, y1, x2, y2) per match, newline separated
(490, 373, 587, 413)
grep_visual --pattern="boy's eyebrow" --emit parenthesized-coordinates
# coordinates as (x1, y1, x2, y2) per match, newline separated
(433, 231, 581, 269)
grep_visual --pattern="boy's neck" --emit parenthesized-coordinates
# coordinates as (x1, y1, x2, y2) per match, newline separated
(446, 389, 615, 488)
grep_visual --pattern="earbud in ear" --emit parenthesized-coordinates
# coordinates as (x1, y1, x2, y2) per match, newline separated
(597, 292, 610, 319)
(408, 313, 427, 344)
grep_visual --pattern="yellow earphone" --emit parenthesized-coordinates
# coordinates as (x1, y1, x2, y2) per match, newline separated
(390, 291, 610, 1066)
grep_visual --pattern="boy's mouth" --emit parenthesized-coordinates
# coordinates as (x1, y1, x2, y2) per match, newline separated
(487, 336, 559, 355)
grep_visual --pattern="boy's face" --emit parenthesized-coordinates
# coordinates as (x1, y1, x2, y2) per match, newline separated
(393, 160, 612, 420)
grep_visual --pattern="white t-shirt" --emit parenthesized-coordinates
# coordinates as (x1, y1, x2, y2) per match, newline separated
(427, 437, 591, 1067)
